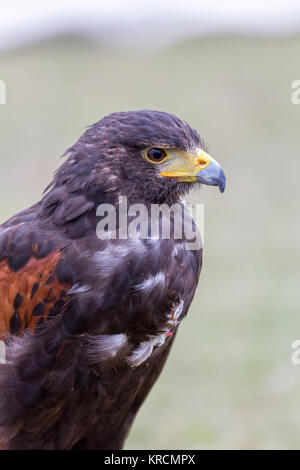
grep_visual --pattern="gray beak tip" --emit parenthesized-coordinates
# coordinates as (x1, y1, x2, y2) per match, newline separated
(197, 159, 226, 194)
(218, 170, 226, 193)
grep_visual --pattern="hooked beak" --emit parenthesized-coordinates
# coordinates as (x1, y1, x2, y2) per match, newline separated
(159, 147, 226, 193)
(196, 150, 226, 193)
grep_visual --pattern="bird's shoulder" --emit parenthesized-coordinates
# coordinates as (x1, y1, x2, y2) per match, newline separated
(0, 212, 72, 337)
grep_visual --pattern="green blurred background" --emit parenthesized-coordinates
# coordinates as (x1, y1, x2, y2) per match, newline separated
(0, 35, 299, 449)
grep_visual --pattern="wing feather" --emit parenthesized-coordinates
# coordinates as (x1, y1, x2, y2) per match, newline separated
(0, 222, 70, 337)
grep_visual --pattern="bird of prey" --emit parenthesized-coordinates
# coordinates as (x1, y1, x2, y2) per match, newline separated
(0, 110, 225, 450)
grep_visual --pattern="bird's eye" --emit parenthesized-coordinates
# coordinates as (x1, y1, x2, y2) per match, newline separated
(145, 148, 168, 164)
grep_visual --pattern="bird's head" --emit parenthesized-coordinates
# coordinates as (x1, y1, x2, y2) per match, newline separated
(59, 110, 226, 204)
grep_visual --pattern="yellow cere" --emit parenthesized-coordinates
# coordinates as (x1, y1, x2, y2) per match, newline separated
(159, 148, 211, 182)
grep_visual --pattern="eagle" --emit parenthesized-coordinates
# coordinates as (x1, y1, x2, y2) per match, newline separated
(0, 110, 225, 450)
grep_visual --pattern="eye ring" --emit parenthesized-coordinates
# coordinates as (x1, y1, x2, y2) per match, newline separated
(145, 148, 168, 164)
